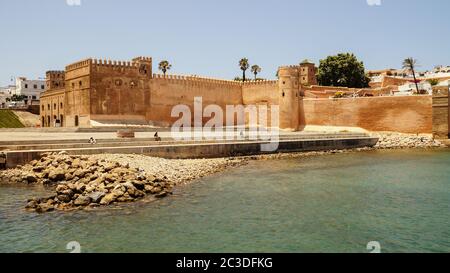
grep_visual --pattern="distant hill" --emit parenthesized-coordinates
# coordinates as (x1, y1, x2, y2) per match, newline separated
(0, 110, 25, 128)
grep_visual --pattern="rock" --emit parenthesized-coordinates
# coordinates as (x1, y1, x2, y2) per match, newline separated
(144, 185, 154, 193)
(25, 200, 38, 209)
(75, 183, 86, 193)
(100, 193, 117, 205)
(73, 169, 87, 179)
(32, 166, 45, 173)
(56, 184, 69, 194)
(151, 186, 162, 194)
(49, 169, 66, 181)
(88, 192, 106, 204)
(74, 196, 92, 206)
(57, 195, 72, 203)
(131, 180, 145, 190)
(122, 182, 138, 196)
(155, 191, 169, 198)
(36, 203, 55, 213)
(26, 175, 38, 184)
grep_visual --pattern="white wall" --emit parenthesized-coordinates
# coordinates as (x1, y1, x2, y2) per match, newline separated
(14, 77, 45, 100)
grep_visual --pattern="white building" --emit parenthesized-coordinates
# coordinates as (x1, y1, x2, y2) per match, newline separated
(0, 85, 15, 108)
(437, 79, 450, 87)
(13, 77, 45, 101)
(394, 82, 432, 96)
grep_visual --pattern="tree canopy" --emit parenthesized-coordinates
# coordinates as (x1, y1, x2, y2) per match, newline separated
(317, 53, 370, 88)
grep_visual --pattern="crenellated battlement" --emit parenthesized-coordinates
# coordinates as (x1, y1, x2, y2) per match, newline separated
(242, 79, 278, 86)
(132, 56, 152, 62)
(278, 65, 300, 70)
(152, 73, 242, 87)
(46, 70, 65, 79)
(65, 59, 93, 71)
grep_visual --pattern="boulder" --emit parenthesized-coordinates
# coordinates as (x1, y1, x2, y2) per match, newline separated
(74, 195, 92, 206)
(88, 192, 106, 204)
(57, 194, 72, 203)
(144, 185, 154, 193)
(100, 193, 117, 205)
(131, 180, 146, 190)
(25, 200, 38, 209)
(36, 203, 55, 213)
(26, 175, 38, 184)
(56, 184, 69, 194)
(49, 169, 66, 182)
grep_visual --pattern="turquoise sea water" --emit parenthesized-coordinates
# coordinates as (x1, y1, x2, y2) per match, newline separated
(0, 149, 449, 253)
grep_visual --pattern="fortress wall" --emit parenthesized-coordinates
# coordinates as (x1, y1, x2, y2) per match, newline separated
(149, 75, 243, 126)
(303, 85, 393, 98)
(87, 59, 152, 124)
(242, 80, 279, 105)
(241, 80, 279, 128)
(302, 96, 432, 133)
(64, 60, 92, 127)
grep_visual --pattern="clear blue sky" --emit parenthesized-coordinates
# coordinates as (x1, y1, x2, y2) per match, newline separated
(1, 0, 449, 86)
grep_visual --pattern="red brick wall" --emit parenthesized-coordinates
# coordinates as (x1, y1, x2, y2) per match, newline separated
(302, 96, 432, 133)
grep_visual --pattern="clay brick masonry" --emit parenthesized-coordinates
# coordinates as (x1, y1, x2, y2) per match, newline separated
(40, 56, 450, 138)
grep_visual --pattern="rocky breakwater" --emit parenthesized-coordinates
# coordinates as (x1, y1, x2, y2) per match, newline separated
(373, 133, 446, 149)
(0, 152, 174, 213)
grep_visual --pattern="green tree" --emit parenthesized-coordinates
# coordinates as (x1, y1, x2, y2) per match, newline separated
(251, 65, 262, 80)
(316, 53, 370, 88)
(158, 60, 172, 76)
(239, 58, 250, 82)
(402, 57, 420, 94)
(427, 79, 439, 86)
(10, 95, 26, 102)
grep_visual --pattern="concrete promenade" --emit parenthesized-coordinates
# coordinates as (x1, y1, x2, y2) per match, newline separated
(0, 129, 379, 168)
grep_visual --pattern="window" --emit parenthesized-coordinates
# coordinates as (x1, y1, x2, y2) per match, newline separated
(60, 103, 63, 109)
(54, 103, 57, 110)
(75, 115, 79, 127)
(25, 84, 28, 89)
(42, 105, 44, 111)
(79, 81, 82, 87)
(32, 96, 36, 100)
(34, 84, 37, 89)
(47, 104, 50, 110)
(41, 85, 45, 89)
(72, 83, 75, 89)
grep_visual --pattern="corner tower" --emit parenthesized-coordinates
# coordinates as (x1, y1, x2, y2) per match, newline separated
(132, 56, 153, 79)
(278, 66, 300, 131)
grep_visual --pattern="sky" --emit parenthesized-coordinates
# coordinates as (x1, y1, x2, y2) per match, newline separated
(0, 0, 449, 86)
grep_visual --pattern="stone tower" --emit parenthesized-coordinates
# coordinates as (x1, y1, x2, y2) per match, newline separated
(278, 66, 300, 131)
(299, 60, 317, 86)
(132, 56, 153, 79)
(45, 71, 65, 90)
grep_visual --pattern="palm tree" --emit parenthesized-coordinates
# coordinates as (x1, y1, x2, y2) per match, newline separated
(158, 60, 172, 76)
(251, 65, 262, 80)
(402, 58, 420, 94)
(239, 58, 250, 82)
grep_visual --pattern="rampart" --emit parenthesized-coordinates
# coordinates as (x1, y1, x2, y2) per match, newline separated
(302, 96, 433, 133)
